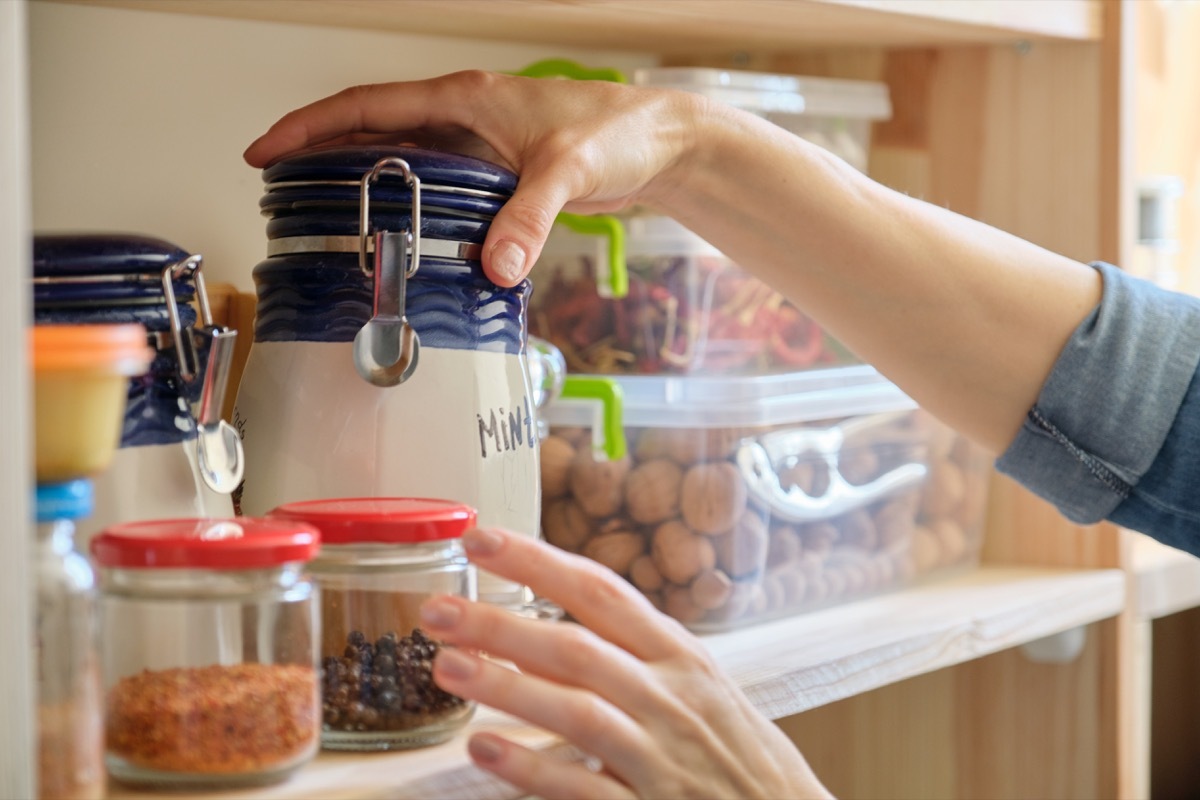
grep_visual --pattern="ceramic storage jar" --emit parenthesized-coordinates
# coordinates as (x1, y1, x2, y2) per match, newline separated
(32, 234, 242, 544)
(234, 146, 538, 607)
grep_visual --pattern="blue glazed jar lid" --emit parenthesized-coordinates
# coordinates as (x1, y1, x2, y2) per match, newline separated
(261, 145, 518, 195)
(33, 233, 198, 307)
(35, 479, 94, 523)
(34, 233, 192, 277)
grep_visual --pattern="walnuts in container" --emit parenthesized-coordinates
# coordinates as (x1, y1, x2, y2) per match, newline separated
(538, 410, 988, 632)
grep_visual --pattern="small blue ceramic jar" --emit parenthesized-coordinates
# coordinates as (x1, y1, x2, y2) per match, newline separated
(33, 233, 242, 542)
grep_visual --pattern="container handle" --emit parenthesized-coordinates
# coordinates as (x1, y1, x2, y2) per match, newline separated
(558, 376, 626, 461)
(554, 212, 628, 299)
(735, 411, 926, 522)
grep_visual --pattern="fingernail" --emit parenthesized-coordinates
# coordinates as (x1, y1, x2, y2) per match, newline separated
(490, 240, 526, 284)
(436, 647, 479, 680)
(463, 527, 503, 557)
(419, 596, 461, 630)
(468, 734, 504, 765)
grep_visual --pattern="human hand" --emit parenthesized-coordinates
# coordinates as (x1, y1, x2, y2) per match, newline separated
(417, 527, 832, 799)
(244, 71, 710, 287)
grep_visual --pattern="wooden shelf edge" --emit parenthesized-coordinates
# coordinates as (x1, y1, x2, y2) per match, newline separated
(107, 565, 1125, 800)
(704, 564, 1125, 719)
(1129, 531, 1200, 619)
(48, 0, 1103, 53)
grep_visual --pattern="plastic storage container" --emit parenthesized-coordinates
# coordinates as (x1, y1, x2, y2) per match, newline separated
(91, 517, 321, 789)
(268, 497, 477, 751)
(34, 480, 104, 800)
(31, 323, 153, 482)
(631, 66, 892, 172)
(233, 145, 539, 607)
(33, 234, 243, 542)
(539, 368, 989, 632)
(530, 215, 855, 376)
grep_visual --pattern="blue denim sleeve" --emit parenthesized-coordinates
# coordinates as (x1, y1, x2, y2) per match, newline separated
(995, 262, 1200, 556)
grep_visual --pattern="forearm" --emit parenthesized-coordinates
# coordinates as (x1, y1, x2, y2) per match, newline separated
(645, 102, 1103, 453)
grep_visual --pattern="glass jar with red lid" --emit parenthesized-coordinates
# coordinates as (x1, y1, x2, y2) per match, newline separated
(267, 497, 477, 751)
(90, 517, 320, 789)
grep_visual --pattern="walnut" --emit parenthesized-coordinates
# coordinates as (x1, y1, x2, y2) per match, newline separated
(766, 523, 803, 569)
(582, 530, 645, 576)
(541, 498, 592, 553)
(716, 511, 770, 578)
(539, 434, 575, 500)
(680, 462, 747, 535)
(839, 509, 878, 551)
(874, 494, 917, 547)
(624, 458, 684, 525)
(839, 447, 880, 485)
(663, 585, 706, 624)
(662, 427, 747, 465)
(690, 569, 734, 610)
(651, 520, 716, 585)
(780, 461, 830, 497)
(800, 521, 838, 555)
(633, 428, 674, 462)
(555, 426, 593, 449)
(568, 453, 631, 518)
(629, 554, 666, 593)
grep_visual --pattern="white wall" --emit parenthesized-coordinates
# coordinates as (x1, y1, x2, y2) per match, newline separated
(29, 1, 656, 289)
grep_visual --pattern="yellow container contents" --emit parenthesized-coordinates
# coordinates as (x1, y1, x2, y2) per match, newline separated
(32, 324, 153, 481)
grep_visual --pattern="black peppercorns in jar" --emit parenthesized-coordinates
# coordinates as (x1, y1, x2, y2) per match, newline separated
(268, 497, 477, 750)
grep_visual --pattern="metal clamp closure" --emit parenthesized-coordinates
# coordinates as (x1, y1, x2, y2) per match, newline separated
(353, 156, 423, 387)
(160, 254, 211, 383)
(158, 252, 244, 493)
(360, 157, 421, 278)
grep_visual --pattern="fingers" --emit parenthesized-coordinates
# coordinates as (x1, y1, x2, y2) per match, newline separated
(483, 175, 572, 286)
(421, 595, 664, 719)
(243, 73, 488, 167)
(432, 647, 654, 787)
(466, 733, 635, 800)
(459, 528, 697, 662)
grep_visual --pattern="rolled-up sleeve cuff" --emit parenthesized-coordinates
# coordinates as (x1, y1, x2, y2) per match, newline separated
(996, 262, 1200, 524)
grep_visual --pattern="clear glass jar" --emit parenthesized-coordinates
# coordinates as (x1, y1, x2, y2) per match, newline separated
(90, 517, 321, 789)
(268, 497, 477, 751)
(35, 480, 104, 800)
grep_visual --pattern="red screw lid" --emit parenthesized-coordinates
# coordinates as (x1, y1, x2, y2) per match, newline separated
(267, 497, 477, 544)
(91, 517, 320, 569)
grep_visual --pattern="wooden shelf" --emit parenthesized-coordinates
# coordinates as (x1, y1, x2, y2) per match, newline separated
(1130, 532, 1200, 620)
(55, 0, 1103, 53)
(106, 565, 1124, 800)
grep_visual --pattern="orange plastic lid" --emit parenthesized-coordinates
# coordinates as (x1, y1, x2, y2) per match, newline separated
(31, 324, 154, 375)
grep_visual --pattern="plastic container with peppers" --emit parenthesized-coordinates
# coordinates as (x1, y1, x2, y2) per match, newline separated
(529, 215, 857, 376)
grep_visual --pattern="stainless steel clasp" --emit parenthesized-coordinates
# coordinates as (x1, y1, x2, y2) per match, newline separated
(353, 157, 423, 387)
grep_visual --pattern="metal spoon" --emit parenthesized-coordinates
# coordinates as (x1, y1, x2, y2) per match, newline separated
(195, 327, 245, 494)
(353, 230, 421, 387)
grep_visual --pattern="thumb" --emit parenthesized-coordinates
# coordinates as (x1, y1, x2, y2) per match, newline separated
(484, 174, 572, 287)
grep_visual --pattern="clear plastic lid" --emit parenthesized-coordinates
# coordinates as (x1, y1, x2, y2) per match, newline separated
(543, 366, 915, 430)
(632, 67, 892, 121)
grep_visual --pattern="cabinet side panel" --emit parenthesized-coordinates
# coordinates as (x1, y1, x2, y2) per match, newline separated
(0, 1, 34, 797)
